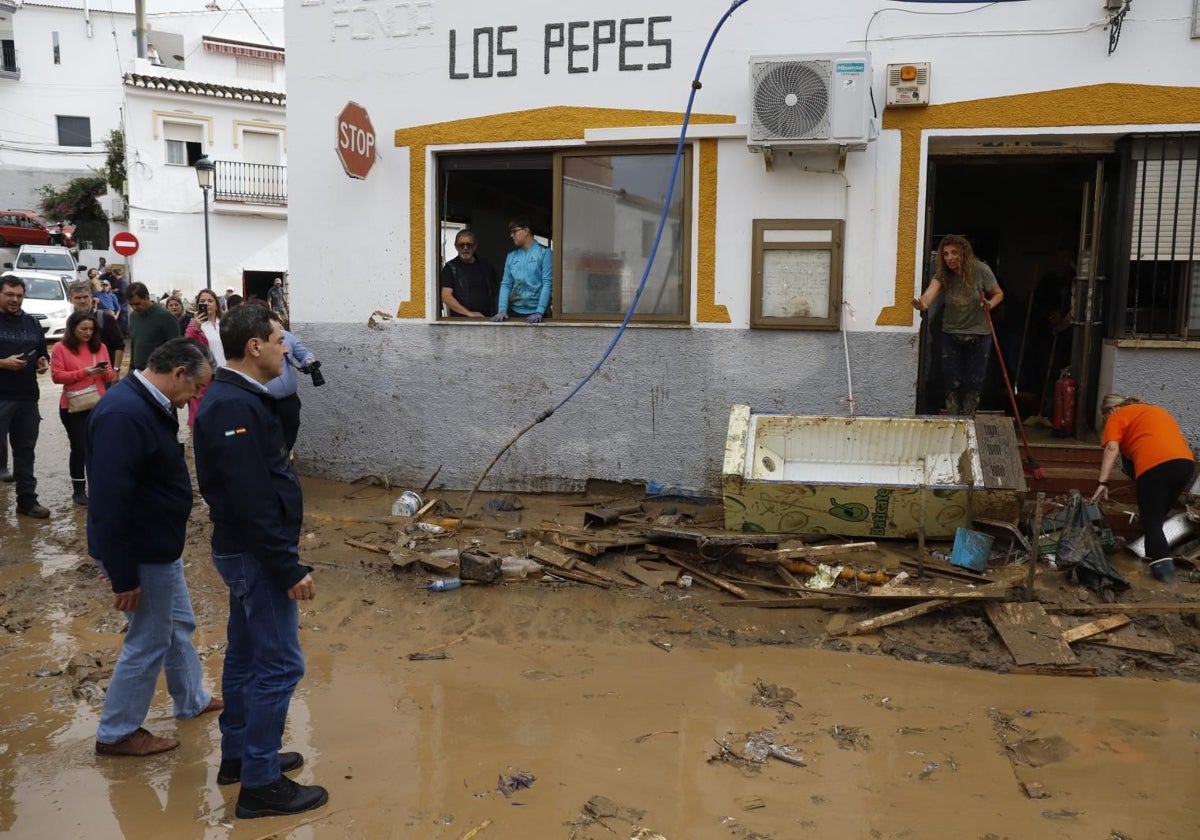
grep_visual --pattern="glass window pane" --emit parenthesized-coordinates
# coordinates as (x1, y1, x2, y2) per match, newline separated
(560, 153, 684, 317)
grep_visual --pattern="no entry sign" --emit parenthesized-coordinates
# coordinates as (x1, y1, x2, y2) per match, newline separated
(336, 102, 376, 180)
(112, 231, 139, 256)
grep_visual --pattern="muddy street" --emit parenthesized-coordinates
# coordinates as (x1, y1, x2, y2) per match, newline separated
(2, 384, 1200, 839)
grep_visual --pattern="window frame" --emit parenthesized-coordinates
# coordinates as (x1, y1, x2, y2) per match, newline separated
(551, 144, 693, 325)
(55, 115, 91, 148)
(749, 218, 845, 330)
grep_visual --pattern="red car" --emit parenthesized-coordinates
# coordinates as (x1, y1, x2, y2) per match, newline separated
(0, 210, 75, 248)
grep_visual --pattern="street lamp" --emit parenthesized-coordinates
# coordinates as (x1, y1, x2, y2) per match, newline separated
(193, 155, 215, 291)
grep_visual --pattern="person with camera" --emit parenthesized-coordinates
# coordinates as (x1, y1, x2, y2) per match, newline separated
(50, 310, 116, 506)
(184, 288, 227, 427)
(263, 312, 321, 452)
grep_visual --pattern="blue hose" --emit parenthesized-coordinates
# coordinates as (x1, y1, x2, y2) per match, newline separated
(465, 0, 755, 510)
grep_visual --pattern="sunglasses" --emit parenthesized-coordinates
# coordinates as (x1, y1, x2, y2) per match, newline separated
(508, 226, 527, 235)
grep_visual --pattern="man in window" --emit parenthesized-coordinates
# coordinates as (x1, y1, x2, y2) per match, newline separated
(440, 230, 497, 318)
(492, 217, 552, 323)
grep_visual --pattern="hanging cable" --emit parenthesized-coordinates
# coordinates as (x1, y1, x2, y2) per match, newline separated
(463, 0, 755, 513)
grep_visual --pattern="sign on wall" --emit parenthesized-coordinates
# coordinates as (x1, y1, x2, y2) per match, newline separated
(336, 102, 376, 179)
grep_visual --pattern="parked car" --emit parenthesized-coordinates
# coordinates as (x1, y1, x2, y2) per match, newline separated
(2, 271, 73, 340)
(0, 210, 75, 248)
(6, 244, 81, 274)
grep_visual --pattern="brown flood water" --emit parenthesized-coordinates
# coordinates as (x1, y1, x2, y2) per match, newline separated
(3, 387, 1200, 839)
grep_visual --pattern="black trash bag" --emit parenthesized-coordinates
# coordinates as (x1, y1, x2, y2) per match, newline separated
(1056, 492, 1129, 602)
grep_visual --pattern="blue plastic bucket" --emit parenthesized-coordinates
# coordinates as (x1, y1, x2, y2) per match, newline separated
(950, 527, 993, 573)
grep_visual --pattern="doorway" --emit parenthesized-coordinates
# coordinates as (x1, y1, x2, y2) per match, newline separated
(917, 154, 1116, 435)
(242, 269, 286, 306)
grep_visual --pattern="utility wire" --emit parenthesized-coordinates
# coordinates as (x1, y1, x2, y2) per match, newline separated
(462, 0, 755, 514)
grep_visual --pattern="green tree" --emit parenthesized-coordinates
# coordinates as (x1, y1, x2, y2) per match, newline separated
(102, 129, 126, 195)
(38, 174, 107, 222)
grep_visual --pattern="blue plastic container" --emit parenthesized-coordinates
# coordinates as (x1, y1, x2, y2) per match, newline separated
(950, 527, 993, 573)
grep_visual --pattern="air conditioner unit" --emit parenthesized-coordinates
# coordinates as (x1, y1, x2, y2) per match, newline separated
(748, 52, 872, 152)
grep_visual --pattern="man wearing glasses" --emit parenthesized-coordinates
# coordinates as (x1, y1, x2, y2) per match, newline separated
(492, 217, 552, 323)
(440, 230, 498, 318)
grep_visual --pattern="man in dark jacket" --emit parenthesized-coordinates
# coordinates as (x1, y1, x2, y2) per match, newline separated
(88, 338, 220, 757)
(194, 304, 327, 820)
(0, 274, 51, 518)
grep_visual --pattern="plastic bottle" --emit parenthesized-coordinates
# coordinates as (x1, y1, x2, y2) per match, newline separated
(500, 556, 544, 580)
(426, 577, 462, 592)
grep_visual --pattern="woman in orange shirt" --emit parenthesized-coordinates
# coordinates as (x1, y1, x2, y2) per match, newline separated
(50, 310, 116, 506)
(1091, 394, 1196, 583)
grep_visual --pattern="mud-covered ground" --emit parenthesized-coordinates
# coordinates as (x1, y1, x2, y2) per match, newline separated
(2, 384, 1200, 839)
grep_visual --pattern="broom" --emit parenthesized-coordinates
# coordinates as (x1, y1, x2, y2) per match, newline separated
(981, 292, 1046, 480)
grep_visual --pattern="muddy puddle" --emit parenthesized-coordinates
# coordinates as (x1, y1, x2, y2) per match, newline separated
(3, 388, 1200, 838)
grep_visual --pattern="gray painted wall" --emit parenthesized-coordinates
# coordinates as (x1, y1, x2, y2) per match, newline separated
(0, 167, 79, 211)
(291, 323, 918, 493)
(1110, 347, 1200, 450)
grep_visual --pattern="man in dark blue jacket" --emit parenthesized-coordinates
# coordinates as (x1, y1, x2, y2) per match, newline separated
(0, 274, 51, 518)
(88, 338, 220, 757)
(194, 304, 327, 820)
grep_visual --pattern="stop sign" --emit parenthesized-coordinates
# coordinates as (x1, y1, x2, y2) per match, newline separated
(112, 231, 139, 256)
(336, 102, 376, 180)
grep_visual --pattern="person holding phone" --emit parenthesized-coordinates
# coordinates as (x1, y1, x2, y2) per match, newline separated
(51, 311, 116, 506)
(0, 274, 52, 517)
(184, 288, 227, 427)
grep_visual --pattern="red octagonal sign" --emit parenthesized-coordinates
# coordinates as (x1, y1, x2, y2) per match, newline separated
(112, 231, 139, 257)
(336, 102, 376, 180)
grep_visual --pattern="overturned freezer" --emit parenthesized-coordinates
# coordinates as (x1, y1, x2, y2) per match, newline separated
(722, 405, 1027, 538)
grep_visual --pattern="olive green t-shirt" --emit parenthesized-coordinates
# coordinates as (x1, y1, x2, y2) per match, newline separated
(940, 262, 998, 335)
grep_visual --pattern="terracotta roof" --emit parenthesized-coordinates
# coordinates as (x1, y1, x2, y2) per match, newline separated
(123, 72, 285, 106)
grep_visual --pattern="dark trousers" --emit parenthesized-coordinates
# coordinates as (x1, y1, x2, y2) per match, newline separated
(940, 333, 991, 413)
(0, 399, 41, 506)
(1135, 458, 1196, 560)
(59, 407, 91, 481)
(275, 394, 301, 452)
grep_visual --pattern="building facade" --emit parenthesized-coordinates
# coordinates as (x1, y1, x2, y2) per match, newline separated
(283, 0, 1200, 492)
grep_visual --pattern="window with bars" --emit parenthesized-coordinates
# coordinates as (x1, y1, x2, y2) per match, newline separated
(1123, 134, 1200, 338)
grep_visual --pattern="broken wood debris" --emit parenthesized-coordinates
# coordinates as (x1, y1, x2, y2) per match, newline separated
(986, 602, 1079, 667)
(645, 545, 750, 599)
(343, 538, 390, 555)
(1061, 615, 1131, 644)
(829, 600, 955, 637)
(732, 541, 878, 564)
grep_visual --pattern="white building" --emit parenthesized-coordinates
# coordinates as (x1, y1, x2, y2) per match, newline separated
(1, 0, 287, 297)
(283, 0, 1200, 492)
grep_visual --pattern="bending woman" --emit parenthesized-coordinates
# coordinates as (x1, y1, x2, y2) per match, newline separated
(1091, 394, 1196, 584)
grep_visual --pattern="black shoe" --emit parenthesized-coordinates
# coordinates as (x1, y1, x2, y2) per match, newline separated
(1149, 558, 1177, 584)
(0, 467, 12, 482)
(236, 775, 328, 819)
(72, 481, 88, 507)
(16, 503, 50, 519)
(217, 751, 304, 785)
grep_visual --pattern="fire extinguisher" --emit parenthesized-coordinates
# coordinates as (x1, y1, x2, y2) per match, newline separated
(1053, 367, 1077, 436)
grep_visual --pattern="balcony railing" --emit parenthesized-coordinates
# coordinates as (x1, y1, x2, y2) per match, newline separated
(214, 160, 287, 206)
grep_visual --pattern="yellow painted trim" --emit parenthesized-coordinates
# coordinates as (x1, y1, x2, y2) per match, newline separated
(877, 83, 1200, 327)
(697, 138, 729, 323)
(393, 106, 735, 320)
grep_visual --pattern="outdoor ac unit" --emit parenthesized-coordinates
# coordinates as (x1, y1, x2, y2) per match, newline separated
(110, 195, 128, 221)
(886, 62, 930, 107)
(748, 52, 872, 152)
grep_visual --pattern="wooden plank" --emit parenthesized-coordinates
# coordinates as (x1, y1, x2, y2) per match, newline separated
(1045, 603, 1200, 615)
(880, 571, 910, 589)
(899, 557, 994, 584)
(776, 565, 805, 589)
(864, 584, 1012, 600)
(1008, 665, 1097, 677)
(985, 602, 1079, 666)
(718, 596, 865, 609)
(418, 554, 457, 574)
(1084, 625, 1175, 655)
(528, 543, 583, 570)
(646, 546, 750, 599)
(573, 557, 639, 588)
(344, 538, 390, 555)
(734, 542, 878, 563)
(831, 600, 954, 637)
(620, 560, 679, 588)
(411, 498, 439, 522)
(648, 526, 783, 546)
(1062, 615, 1131, 644)
(541, 566, 612, 588)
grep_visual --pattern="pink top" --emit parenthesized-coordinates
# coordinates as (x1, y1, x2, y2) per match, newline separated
(50, 341, 116, 411)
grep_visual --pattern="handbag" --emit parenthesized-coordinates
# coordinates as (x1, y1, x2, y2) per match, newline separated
(66, 353, 102, 414)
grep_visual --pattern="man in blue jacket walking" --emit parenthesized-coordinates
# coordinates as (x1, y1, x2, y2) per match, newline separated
(88, 338, 220, 756)
(193, 304, 327, 819)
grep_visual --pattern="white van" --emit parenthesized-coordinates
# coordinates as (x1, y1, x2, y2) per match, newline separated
(8, 244, 80, 274)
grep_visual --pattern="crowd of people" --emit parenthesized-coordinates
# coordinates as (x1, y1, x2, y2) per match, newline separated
(0, 270, 325, 820)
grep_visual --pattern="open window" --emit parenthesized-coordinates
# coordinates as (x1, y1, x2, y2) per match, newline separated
(164, 122, 204, 166)
(435, 145, 692, 323)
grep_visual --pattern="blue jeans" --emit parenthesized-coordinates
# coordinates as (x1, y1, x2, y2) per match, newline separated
(0, 399, 41, 507)
(96, 559, 212, 743)
(212, 550, 305, 789)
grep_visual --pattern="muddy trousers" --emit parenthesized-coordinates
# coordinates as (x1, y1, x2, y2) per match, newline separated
(939, 333, 991, 415)
(212, 550, 305, 790)
(0, 399, 40, 508)
(1135, 458, 1197, 561)
(96, 559, 213, 743)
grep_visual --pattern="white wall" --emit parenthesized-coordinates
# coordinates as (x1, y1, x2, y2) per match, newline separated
(284, 0, 1200, 330)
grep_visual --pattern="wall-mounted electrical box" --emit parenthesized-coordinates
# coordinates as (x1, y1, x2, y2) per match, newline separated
(886, 62, 931, 108)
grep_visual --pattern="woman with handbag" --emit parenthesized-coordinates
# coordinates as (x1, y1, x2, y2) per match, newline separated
(51, 310, 115, 506)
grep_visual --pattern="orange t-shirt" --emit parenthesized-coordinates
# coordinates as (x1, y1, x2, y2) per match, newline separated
(1101, 403, 1194, 477)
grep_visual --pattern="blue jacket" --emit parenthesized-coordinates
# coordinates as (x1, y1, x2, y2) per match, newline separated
(498, 241, 553, 315)
(86, 374, 193, 593)
(265, 330, 317, 399)
(194, 368, 310, 590)
(0, 309, 49, 401)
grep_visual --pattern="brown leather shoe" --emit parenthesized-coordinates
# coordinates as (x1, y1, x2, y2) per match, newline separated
(193, 697, 224, 718)
(95, 727, 180, 757)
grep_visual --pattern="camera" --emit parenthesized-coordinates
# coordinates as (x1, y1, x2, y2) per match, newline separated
(298, 359, 325, 387)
